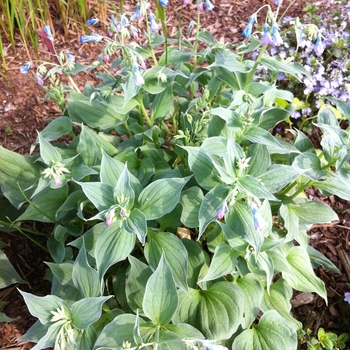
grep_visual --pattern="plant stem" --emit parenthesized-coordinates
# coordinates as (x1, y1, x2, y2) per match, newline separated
(246, 44, 268, 86)
(138, 91, 153, 127)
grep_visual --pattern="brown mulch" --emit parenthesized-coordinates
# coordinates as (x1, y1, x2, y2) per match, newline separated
(1, 0, 350, 349)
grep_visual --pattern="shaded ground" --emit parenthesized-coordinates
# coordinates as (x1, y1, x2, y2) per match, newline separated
(1, 0, 350, 349)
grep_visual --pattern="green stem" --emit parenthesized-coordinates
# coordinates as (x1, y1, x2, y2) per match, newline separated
(0, 220, 47, 237)
(138, 91, 152, 127)
(246, 44, 268, 86)
(289, 179, 313, 200)
(67, 75, 80, 93)
(144, 11, 158, 66)
(190, 8, 201, 98)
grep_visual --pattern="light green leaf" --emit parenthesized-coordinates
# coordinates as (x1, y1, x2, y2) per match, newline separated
(16, 186, 68, 222)
(71, 296, 112, 329)
(180, 186, 204, 228)
(46, 262, 73, 286)
(0, 250, 26, 288)
(138, 177, 190, 220)
(72, 241, 100, 298)
(144, 231, 188, 292)
(173, 282, 244, 340)
(0, 147, 42, 208)
(258, 165, 304, 193)
(199, 185, 230, 238)
(284, 246, 327, 301)
(124, 208, 147, 245)
(183, 146, 221, 190)
(232, 310, 297, 350)
(95, 223, 136, 290)
(294, 201, 338, 224)
(93, 314, 139, 349)
(238, 175, 277, 200)
(19, 291, 70, 325)
(77, 181, 115, 211)
(209, 55, 249, 73)
(307, 246, 341, 273)
(292, 152, 326, 180)
(199, 242, 239, 282)
(126, 256, 153, 314)
(261, 278, 302, 330)
(314, 173, 350, 200)
(38, 116, 72, 142)
(234, 274, 264, 329)
(247, 144, 271, 177)
(38, 133, 62, 165)
(143, 253, 178, 326)
(150, 86, 174, 121)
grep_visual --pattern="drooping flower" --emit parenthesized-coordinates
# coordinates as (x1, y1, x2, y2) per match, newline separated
(198, 0, 204, 12)
(183, 0, 190, 4)
(36, 73, 44, 86)
(149, 13, 159, 32)
(201, 340, 229, 350)
(79, 34, 103, 43)
(251, 202, 267, 232)
(261, 25, 273, 46)
(272, 23, 283, 46)
(159, 0, 168, 6)
(44, 25, 54, 40)
(313, 34, 324, 57)
(105, 208, 116, 226)
(205, 0, 214, 11)
(20, 62, 31, 74)
(133, 64, 145, 86)
(274, 0, 282, 4)
(87, 18, 99, 25)
(216, 204, 226, 220)
(66, 50, 75, 62)
(130, 4, 142, 21)
(242, 14, 256, 39)
(103, 55, 110, 63)
(344, 292, 350, 304)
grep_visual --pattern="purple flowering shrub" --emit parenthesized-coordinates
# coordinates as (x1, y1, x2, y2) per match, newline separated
(3, 0, 350, 349)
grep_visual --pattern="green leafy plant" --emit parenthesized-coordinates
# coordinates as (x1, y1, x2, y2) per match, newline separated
(0, 1, 348, 349)
(300, 328, 349, 350)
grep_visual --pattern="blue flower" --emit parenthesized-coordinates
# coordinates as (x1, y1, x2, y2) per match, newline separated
(242, 14, 256, 38)
(149, 13, 159, 32)
(251, 202, 267, 232)
(261, 25, 273, 46)
(79, 34, 103, 43)
(344, 292, 350, 304)
(205, 0, 214, 11)
(272, 23, 283, 46)
(133, 64, 145, 86)
(130, 4, 142, 20)
(20, 62, 31, 74)
(87, 18, 99, 25)
(274, 0, 282, 4)
(313, 35, 324, 57)
(159, 0, 168, 6)
(66, 50, 75, 62)
(44, 25, 54, 40)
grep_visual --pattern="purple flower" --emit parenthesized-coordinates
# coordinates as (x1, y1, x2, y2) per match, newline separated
(130, 4, 142, 21)
(313, 35, 324, 57)
(242, 14, 256, 39)
(149, 13, 159, 32)
(205, 0, 214, 11)
(87, 18, 99, 25)
(159, 0, 168, 6)
(36, 73, 44, 86)
(79, 34, 103, 43)
(54, 177, 62, 187)
(44, 25, 54, 40)
(133, 64, 145, 86)
(103, 55, 110, 62)
(261, 25, 273, 46)
(274, 0, 282, 4)
(344, 292, 350, 304)
(105, 208, 116, 226)
(216, 204, 226, 220)
(198, 0, 204, 12)
(184, 0, 190, 4)
(272, 24, 283, 46)
(251, 202, 267, 232)
(20, 62, 31, 74)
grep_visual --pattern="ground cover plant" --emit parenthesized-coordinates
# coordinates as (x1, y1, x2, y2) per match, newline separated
(1, 0, 350, 349)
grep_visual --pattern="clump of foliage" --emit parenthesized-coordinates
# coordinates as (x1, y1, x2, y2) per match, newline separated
(1, 0, 350, 349)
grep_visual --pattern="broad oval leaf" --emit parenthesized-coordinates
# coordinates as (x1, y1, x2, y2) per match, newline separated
(173, 282, 244, 340)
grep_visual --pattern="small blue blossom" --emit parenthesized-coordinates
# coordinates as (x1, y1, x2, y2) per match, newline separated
(205, 0, 214, 11)
(87, 18, 99, 25)
(79, 34, 103, 43)
(149, 13, 159, 32)
(251, 202, 267, 232)
(313, 35, 325, 57)
(133, 64, 145, 86)
(159, 0, 168, 6)
(44, 25, 54, 40)
(261, 25, 273, 46)
(130, 4, 142, 21)
(274, 0, 282, 4)
(202, 340, 228, 350)
(242, 14, 256, 38)
(20, 62, 31, 74)
(272, 23, 283, 46)
(344, 292, 350, 304)
(66, 50, 75, 62)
